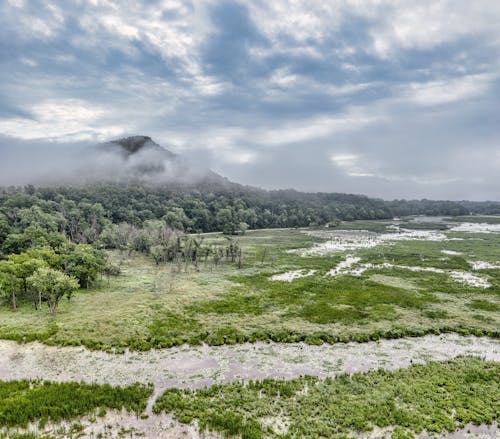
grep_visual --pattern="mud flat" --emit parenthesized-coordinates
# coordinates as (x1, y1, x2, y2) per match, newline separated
(0, 334, 498, 394)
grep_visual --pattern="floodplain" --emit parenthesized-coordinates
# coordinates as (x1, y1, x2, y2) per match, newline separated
(1, 216, 499, 438)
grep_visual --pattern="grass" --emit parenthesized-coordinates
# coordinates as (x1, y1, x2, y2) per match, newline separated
(153, 357, 500, 439)
(0, 223, 498, 350)
(447, 215, 500, 224)
(0, 380, 152, 428)
(468, 299, 500, 312)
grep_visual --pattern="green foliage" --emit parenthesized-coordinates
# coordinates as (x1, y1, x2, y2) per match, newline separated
(0, 207, 499, 350)
(27, 267, 79, 315)
(0, 253, 48, 309)
(65, 244, 105, 288)
(0, 380, 152, 428)
(154, 358, 500, 438)
(2, 183, 489, 242)
(0, 269, 21, 309)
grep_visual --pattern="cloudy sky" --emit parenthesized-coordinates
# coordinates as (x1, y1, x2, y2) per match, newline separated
(1, 0, 499, 200)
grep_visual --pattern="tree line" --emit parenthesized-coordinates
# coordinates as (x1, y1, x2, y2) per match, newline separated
(1, 181, 486, 239)
(0, 180, 497, 314)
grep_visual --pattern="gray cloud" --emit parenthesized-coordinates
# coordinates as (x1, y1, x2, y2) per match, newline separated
(0, 0, 499, 200)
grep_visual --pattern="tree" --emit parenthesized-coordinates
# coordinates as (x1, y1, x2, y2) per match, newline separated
(65, 244, 105, 288)
(27, 267, 79, 315)
(0, 269, 21, 310)
(216, 208, 238, 235)
(163, 208, 189, 231)
(150, 245, 165, 265)
(0, 212, 9, 245)
(8, 254, 47, 290)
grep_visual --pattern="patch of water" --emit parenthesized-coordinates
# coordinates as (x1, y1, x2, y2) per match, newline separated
(324, 256, 490, 288)
(295, 228, 449, 256)
(270, 269, 316, 282)
(442, 249, 463, 255)
(450, 271, 491, 288)
(450, 223, 500, 233)
(469, 260, 500, 270)
(0, 335, 498, 394)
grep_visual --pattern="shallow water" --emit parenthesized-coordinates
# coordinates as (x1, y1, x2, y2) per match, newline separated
(0, 334, 498, 394)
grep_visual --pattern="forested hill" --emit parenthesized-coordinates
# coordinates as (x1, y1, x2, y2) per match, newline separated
(0, 135, 499, 241)
(1, 180, 498, 243)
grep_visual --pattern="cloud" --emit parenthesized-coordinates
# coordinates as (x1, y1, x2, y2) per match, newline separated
(0, 135, 212, 186)
(367, 1, 500, 57)
(0, 0, 66, 40)
(330, 154, 375, 177)
(0, 99, 124, 141)
(1, 0, 500, 200)
(251, 110, 381, 147)
(402, 74, 495, 107)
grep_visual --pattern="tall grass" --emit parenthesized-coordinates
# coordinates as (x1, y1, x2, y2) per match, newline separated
(0, 380, 152, 428)
(154, 357, 500, 438)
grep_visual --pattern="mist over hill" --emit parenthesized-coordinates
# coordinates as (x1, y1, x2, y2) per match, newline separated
(0, 135, 216, 186)
(1, 135, 499, 231)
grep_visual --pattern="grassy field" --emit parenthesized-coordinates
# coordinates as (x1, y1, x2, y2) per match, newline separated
(0, 380, 152, 429)
(153, 357, 500, 439)
(0, 220, 498, 350)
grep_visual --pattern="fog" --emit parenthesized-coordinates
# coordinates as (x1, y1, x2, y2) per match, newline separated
(0, 136, 212, 187)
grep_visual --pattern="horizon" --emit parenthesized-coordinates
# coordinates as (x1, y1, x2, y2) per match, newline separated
(1, 1, 499, 201)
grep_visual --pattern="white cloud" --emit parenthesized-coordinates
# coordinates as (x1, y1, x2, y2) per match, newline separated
(245, 0, 500, 60)
(253, 110, 381, 146)
(402, 74, 494, 106)
(19, 57, 38, 67)
(368, 1, 500, 57)
(0, 99, 124, 141)
(330, 153, 375, 177)
(76, 0, 215, 78)
(246, 1, 344, 45)
(1, 1, 66, 40)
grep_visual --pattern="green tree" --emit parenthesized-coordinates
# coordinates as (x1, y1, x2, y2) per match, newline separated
(7, 253, 47, 292)
(163, 208, 189, 231)
(65, 244, 105, 288)
(0, 212, 9, 245)
(27, 267, 79, 315)
(0, 269, 21, 310)
(216, 208, 238, 235)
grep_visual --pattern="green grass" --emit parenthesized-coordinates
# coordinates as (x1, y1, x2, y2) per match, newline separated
(468, 299, 500, 312)
(0, 380, 152, 428)
(153, 357, 500, 439)
(447, 215, 500, 224)
(0, 225, 498, 350)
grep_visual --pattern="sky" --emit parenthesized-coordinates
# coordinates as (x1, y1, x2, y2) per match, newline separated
(0, 0, 499, 200)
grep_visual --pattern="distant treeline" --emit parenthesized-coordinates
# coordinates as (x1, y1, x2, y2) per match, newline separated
(0, 181, 498, 239)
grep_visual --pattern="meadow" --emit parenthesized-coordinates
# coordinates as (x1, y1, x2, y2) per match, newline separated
(0, 219, 498, 351)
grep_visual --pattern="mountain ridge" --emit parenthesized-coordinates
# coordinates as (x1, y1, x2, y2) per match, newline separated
(105, 135, 177, 160)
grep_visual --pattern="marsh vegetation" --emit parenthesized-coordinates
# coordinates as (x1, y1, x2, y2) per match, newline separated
(0, 185, 499, 438)
(1, 219, 498, 351)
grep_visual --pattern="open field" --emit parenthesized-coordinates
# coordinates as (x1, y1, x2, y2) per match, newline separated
(0, 219, 499, 350)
